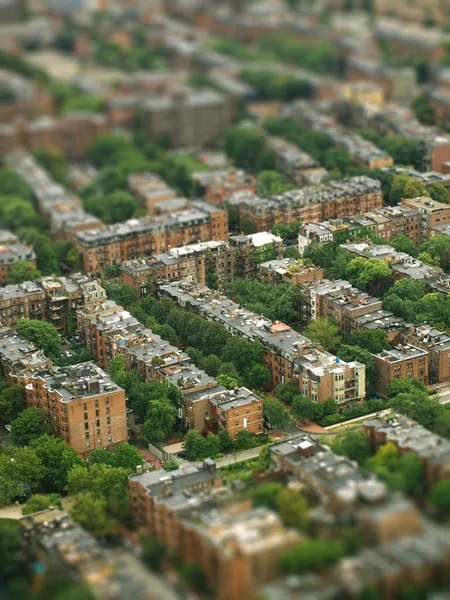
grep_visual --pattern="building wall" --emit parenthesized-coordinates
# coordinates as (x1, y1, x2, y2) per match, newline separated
(373, 353, 428, 398)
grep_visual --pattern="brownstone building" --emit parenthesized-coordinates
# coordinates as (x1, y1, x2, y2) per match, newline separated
(401, 196, 450, 238)
(364, 414, 450, 491)
(0, 240, 36, 286)
(74, 204, 228, 274)
(259, 258, 324, 287)
(373, 344, 429, 398)
(401, 324, 450, 384)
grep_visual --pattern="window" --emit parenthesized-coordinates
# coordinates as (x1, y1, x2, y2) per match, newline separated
(84, 412, 88, 420)
(108, 436, 112, 443)
(106, 407, 110, 415)
(83, 403, 87, 410)
(84, 423, 89, 430)
(107, 426, 111, 434)
(107, 417, 111, 424)
(96, 419, 100, 427)
(95, 410, 99, 417)
(95, 400, 99, 408)
(86, 441, 90, 449)
(85, 432, 89, 439)
(105, 398, 109, 406)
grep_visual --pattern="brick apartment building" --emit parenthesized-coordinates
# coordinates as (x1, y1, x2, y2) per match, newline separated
(0, 113, 107, 159)
(6, 152, 102, 239)
(364, 414, 450, 491)
(142, 89, 234, 148)
(0, 273, 105, 334)
(21, 362, 127, 455)
(0, 69, 53, 123)
(192, 168, 256, 206)
(270, 435, 422, 544)
(158, 280, 366, 407)
(127, 172, 188, 216)
(229, 176, 382, 232)
(375, 0, 450, 25)
(375, 19, 445, 61)
(265, 135, 327, 186)
(128, 463, 300, 600)
(401, 324, 450, 384)
(372, 344, 429, 397)
(0, 237, 36, 286)
(74, 203, 228, 273)
(401, 196, 450, 238)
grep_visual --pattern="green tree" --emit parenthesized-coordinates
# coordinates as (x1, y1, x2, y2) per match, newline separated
(244, 364, 269, 389)
(419, 234, 450, 268)
(263, 397, 291, 430)
(6, 260, 41, 284)
(0, 196, 43, 230)
(67, 463, 130, 522)
(291, 396, 316, 423)
(428, 478, 450, 516)
(17, 227, 59, 275)
(203, 432, 220, 458)
(389, 234, 418, 256)
(83, 190, 140, 224)
(87, 134, 132, 168)
(428, 183, 448, 203)
(305, 317, 340, 351)
(30, 435, 83, 493)
(201, 354, 222, 377)
(103, 281, 137, 308)
(11, 408, 54, 446)
(279, 539, 345, 573)
(256, 170, 294, 195)
(22, 493, 54, 515)
(0, 167, 32, 200)
(273, 383, 298, 405)
(332, 430, 372, 465)
(87, 443, 143, 473)
(218, 430, 235, 452)
(412, 95, 436, 125)
(183, 429, 205, 461)
(344, 257, 391, 295)
(34, 148, 68, 185)
(142, 537, 166, 571)
(0, 445, 44, 504)
(0, 520, 23, 584)
(142, 399, 177, 442)
(0, 384, 25, 422)
(337, 344, 377, 387)
(180, 563, 208, 595)
(388, 376, 428, 398)
(276, 488, 308, 530)
(16, 319, 61, 360)
(418, 251, 441, 267)
(241, 213, 257, 235)
(348, 329, 389, 354)
(217, 373, 240, 390)
(252, 482, 284, 510)
(70, 492, 117, 535)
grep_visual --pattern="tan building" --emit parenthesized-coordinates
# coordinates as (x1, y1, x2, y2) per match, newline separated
(373, 344, 429, 398)
(128, 172, 186, 215)
(401, 196, 450, 238)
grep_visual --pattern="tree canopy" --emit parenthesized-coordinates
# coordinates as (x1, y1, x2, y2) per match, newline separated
(16, 319, 61, 360)
(11, 408, 54, 446)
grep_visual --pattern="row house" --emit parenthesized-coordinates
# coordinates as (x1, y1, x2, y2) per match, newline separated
(229, 176, 382, 233)
(258, 258, 324, 288)
(158, 280, 366, 407)
(191, 168, 255, 207)
(0, 239, 36, 286)
(265, 135, 327, 186)
(127, 172, 187, 216)
(120, 234, 283, 298)
(401, 324, 450, 384)
(128, 464, 300, 600)
(0, 274, 105, 335)
(364, 414, 450, 491)
(74, 203, 228, 274)
(401, 196, 450, 238)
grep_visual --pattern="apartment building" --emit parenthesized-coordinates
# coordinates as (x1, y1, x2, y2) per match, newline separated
(128, 172, 188, 215)
(0, 240, 36, 286)
(0, 273, 105, 334)
(364, 414, 450, 491)
(401, 324, 450, 384)
(287, 100, 393, 170)
(142, 89, 234, 148)
(375, 19, 445, 61)
(74, 204, 228, 273)
(158, 280, 366, 406)
(265, 135, 327, 186)
(120, 234, 283, 298)
(346, 57, 417, 105)
(20, 509, 173, 600)
(128, 464, 300, 600)
(192, 168, 255, 207)
(401, 196, 450, 238)
(258, 258, 324, 287)
(352, 310, 407, 344)
(298, 206, 422, 254)
(6, 152, 102, 239)
(0, 113, 107, 159)
(229, 176, 382, 232)
(298, 278, 383, 336)
(373, 344, 429, 398)
(270, 435, 422, 544)
(0, 327, 50, 376)
(375, 0, 450, 25)
(0, 69, 53, 123)
(341, 242, 443, 283)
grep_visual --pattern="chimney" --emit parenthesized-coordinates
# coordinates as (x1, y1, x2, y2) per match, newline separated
(136, 465, 143, 474)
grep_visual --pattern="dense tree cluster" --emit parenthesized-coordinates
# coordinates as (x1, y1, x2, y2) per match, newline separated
(223, 126, 277, 172)
(257, 36, 340, 75)
(240, 69, 314, 101)
(226, 278, 298, 324)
